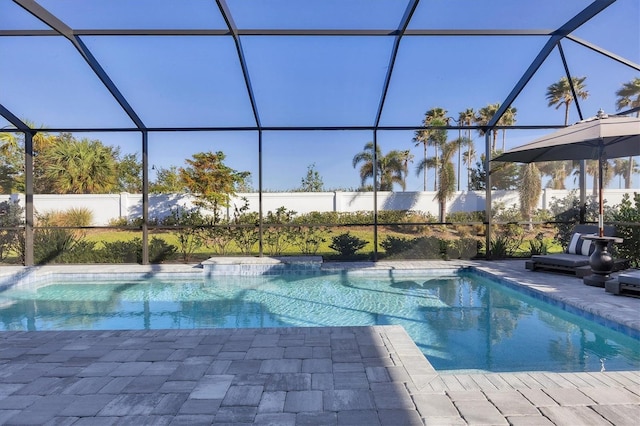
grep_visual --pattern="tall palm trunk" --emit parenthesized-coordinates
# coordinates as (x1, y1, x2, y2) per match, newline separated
(423, 144, 427, 191)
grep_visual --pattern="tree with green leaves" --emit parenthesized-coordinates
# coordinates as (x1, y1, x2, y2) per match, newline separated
(469, 153, 519, 190)
(0, 131, 21, 193)
(180, 151, 250, 209)
(299, 163, 324, 192)
(546, 76, 589, 125)
(615, 76, 640, 187)
(115, 152, 142, 193)
(150, 165, 183, 193)
(0, 122, 55, 193)
(352, 142, 407, 191)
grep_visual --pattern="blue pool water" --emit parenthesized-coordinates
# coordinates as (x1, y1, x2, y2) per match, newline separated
(1, 271, 638, 373)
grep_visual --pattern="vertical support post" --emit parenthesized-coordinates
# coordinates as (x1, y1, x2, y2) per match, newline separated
(258, 130, 263, 256)
(373, 131, 379, 262)
(597, 155, 604, 237)
(484, 132, 492, 259)
(24, 132, 34, 266)
(141, 131, 149, 264)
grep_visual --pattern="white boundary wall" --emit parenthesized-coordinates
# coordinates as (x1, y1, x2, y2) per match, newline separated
(3, 189, 637, 226)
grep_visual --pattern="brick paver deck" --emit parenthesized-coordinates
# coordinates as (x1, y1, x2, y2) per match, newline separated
(0, 260, 638, 425)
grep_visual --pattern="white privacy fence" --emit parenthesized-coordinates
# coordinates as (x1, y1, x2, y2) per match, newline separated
(3, 189, 637, 226)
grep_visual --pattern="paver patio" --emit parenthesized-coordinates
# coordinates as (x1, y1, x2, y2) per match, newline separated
(0, 260, 638, 425)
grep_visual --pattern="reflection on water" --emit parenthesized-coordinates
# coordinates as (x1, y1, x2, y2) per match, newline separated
(0, 272, 638, 373)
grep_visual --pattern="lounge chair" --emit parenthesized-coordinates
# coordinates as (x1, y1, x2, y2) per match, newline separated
(605, 269, 640, 297)
(525, 225, 627, 278)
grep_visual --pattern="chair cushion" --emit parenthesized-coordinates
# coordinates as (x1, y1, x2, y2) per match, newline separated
(531, 253, 591, 268)
(618, 270, 640, 286)
(567, 233, 593, 256)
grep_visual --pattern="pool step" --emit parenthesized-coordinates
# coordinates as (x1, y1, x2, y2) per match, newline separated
(202, 256, 323, 276)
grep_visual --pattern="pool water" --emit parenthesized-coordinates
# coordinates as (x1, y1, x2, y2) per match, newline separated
(1, 271, 638, 373)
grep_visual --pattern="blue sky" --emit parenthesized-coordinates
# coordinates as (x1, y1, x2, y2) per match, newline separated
(1, 0, 639, 191)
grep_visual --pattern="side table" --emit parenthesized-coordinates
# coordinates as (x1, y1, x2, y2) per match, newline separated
(581, 235, 623, 287)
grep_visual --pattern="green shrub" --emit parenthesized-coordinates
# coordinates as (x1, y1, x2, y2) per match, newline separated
(446, 210, 485, 223)
(446, 238, 481, 259)
(0, 199, 23, 262)
(411, 236, 446, 259)
(489, 236, 510, 259)
(34, 228, 79, 264)
(66, 240, 101, 262)
(292, 226, 327, 255)
(548, 192, 600, 249)
(99, 237, 176, 263)
(148, 237, 177, 263)
(230, 198, 259, 254)
(107, 217, 130, 227)
(377, 210, 409, 224)
(296, 211, 341, 225)
(263, 207, 297, 255)
(162, 207, 207, 262)
(528, 232, 548, 256)
(446, 211, 485, 237)
(100, 239, 140, 263)
(329, 232, 367, 257)
(380, 236, 413, 256)
(492, 223, 526, 257)
(612, 193, 640, 267)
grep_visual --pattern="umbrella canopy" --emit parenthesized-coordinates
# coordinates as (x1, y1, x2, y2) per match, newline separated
(492, 112, 640, 237)
(493, 114, 640, 164)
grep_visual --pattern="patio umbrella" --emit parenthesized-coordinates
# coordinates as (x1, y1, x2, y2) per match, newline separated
(492, 111, 640, 236)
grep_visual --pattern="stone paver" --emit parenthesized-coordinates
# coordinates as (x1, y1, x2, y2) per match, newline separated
(0, 261, 638, 424)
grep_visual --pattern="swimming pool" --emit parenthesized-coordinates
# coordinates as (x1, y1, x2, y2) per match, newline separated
(1, 269, 638, 373)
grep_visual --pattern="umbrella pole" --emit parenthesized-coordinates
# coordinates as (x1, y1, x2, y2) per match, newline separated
(598, 156, 604, 237)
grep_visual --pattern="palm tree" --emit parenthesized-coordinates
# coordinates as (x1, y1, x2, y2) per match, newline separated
(380, 150, 408, 191)
(44, 137, 118, 194)
(538, 161, 570, 189)
(462, 147, 476, 191)
(397, 149, 414, 190)
(612, 158, 638, 189)
(457, 109, 475, 190)
(546, 76, 589, 125)
(583, 159, 614, 196)
(413, 107, 448, 190)
(498, 106, 517, 152)
(475, 103, 500, 153)
(519, 163, 542, 228)
(615, 77, 640, 112)
(418, 136, 472, 221)
(0, 131, 17, 157)
(615, 77, 640, 187)
(352, 142, 405, 191)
